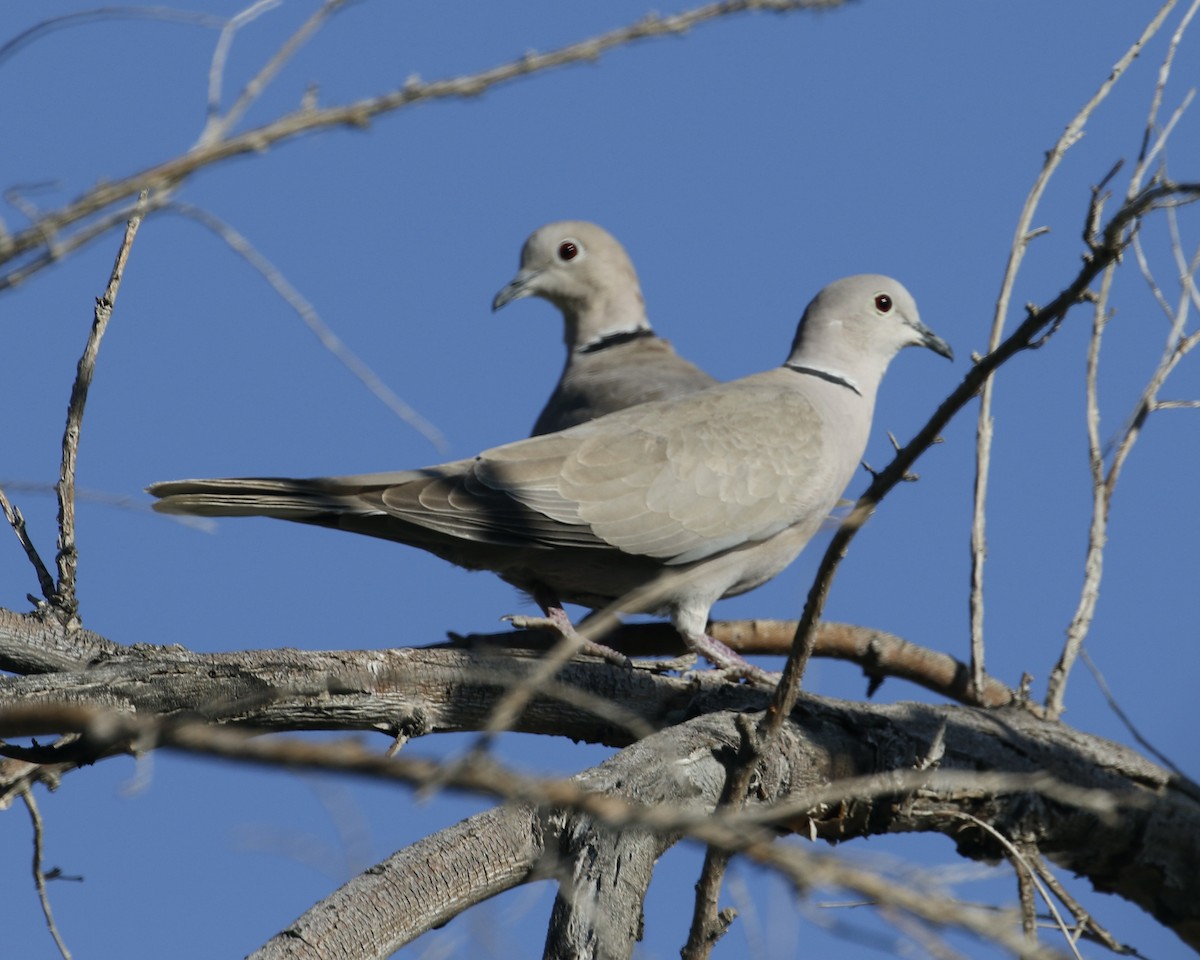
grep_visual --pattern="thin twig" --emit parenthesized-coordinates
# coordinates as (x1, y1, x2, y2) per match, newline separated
(3, 697, 1136, 827)
(749, 768, 1135, 831)
(969, 0, 1178, 699)
(204, 0, 283, 126)
(1016, 845, 1039, 944)
(1129, 0, 1200, 199)
(1131, 232, 1177, 320)
(419, 626, 611, 793)
(0, 486, 56, 602)
(878, 907, 964, 960)
(682, 716, 758, 958)
(926, 811, 1082, 960)
(1137, 87, 1195, 185)
(0, 197, 168, 293)
(167, 202, 449, 453)
(20, 785, 73, 960)
(1167, 203, 1200, 311)
(1048, 268, 1114, 721)
(746, 843, 1067, 960)
(52, 193, 147, 624)
(0, 0, 843, 284)
(1028, 851, 1132, 956)
(1046, 234, 1200, 716)
(474, 629, 591, 744)
(1079, 649, 1192, 780)
(0, 6, 224, 70)
(201, 0, 342, 145)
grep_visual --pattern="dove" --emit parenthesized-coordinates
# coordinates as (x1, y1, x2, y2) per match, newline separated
(492, 221, 717, 436)
(150, 275, 952, 677)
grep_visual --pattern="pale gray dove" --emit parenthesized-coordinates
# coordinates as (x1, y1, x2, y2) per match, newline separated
(150, 275, 951, 676)
(492, 220, 717, 436)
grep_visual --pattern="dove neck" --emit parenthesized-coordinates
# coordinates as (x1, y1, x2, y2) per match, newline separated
(563, 284, 651, 352)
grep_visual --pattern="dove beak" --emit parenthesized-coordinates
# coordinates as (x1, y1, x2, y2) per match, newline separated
(912, 321, 954, 361)
(492, 268, 541, 312)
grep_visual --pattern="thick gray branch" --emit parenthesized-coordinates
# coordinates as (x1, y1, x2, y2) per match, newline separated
(0, 606, 119, 673)
(254, 803, 544, 959)
(222, 701, 1197, 957)
(0, 642, 680, 748)
(0, 606, 1017, 708)
(2, 615, 1195, 952)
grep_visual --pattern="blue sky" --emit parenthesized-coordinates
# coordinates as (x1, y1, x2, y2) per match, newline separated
(2, 2, 1198, 957)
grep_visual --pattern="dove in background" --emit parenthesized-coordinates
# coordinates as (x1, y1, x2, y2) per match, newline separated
(492, 220, 718, 437)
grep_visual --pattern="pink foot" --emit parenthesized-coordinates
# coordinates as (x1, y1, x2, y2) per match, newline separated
(685, 632, 778, 687)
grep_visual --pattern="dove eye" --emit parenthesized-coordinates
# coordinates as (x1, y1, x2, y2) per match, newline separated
(874, 294, 893, 313)
(557, 240, 580, 262)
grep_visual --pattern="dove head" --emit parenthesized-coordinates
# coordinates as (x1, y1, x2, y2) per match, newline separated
(785, 274, 952, 396)
(492, 221, 651, 350)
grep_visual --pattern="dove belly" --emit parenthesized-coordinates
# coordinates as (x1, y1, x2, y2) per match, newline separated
(491, 508, 826, 621)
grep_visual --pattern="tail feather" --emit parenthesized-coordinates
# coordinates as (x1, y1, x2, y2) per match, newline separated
(147, 477, 367, 520)
(145, 457, 605, 553)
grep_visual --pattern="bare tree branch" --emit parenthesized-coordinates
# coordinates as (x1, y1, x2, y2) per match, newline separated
(970, 0, 1179, 698)
(4, 641, 1193, 953)
(1052, 269, 1114, 722)
(575, 618, 1020, 707)
(166, 201, 450, 453)
(1041, 0, 1200, 717)
(19, 784, 72, 960)
(255, 801, 545, 960)
(1046, 217, 1200, 716)
(0, 5, 225, 70)
(4, 698, 1183, 958)
(0, 0, 843, 289)
(945, 812, 1083, 960)
(51, 193, 147, 626)
(0, 487, 56, 603)
(200, 0, 320, 143)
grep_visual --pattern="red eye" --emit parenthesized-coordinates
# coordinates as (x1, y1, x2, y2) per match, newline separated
(874, 294, 893, 312)
(558, 241, 579, 261)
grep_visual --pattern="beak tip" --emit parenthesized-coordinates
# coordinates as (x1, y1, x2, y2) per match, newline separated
(492, 273, 535, 313)
(923, 331, 954, 361)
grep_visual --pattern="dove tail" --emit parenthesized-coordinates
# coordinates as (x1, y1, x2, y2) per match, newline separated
(147, 477, 355, 520)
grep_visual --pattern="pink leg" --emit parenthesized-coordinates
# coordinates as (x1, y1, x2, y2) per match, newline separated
(505, 591, 631, 667)
(683, 630, 778, 687)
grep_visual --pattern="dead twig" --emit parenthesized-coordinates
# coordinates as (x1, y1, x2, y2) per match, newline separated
(20, 785, 73, 960)
(0, 486, 56, 602)
(969, 0, 1179, 700)
(167, 201, 449, 453)
(0, 0, 843, 286)
(52, 192, 147, 625)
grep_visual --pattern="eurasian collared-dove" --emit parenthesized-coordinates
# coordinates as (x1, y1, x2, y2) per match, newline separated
(492, 221, 717, 436)
(150, 275, 951, 675)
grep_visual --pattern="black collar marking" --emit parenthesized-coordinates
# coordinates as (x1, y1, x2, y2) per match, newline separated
(578, 328, 657, 355)
(784, 363, 862, 396)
